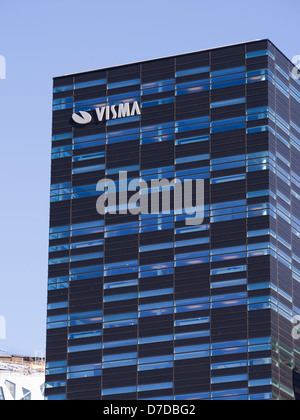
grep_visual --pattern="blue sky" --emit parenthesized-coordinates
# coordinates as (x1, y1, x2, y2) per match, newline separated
(0, 0, 299, 356)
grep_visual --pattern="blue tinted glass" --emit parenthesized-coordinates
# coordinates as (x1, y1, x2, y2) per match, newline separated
(176, 85, 209, 95)
(74, 79, 106, 89)
(107, 91, 140, 102)
(141, 79, 174, 89)
(211, 278, 247, 289)
(72, 164, 105, 174)
(211, 174, 246, 184)
(211, 79, 245, 90)
(174, 351, 210, 361)
(103, 292, 138, 302)
(211, 97, 245, 108)
(138, 335, 173, 345)
(175, 135, 209, 145)
(73, 152, 105, 162)
(68, 343, 102, 353)
(107, 79, 140, 89)
(140, 242, 173, 252)
(211, 374, 248, 384)
(175, 154, 209, 164)
(176, 116, 209, 127)
(174, 392, 210, 400)
(211, 265, 246, 276)
(176, 79, 210, 89)
(138, 382, 173, 392)
(211, 116, 245, 127)
(246, 50, 274, 59)
(211, 66, 245, 77)
(103, 352, 137, 362)
(102, 386, 137, 396)
(141, 97, 174, 108)
(176, 67, 209, 77)
(53, 85, 73, 93)
(103, 338, 137, 348)
(102, 359, 137, 369)
(138, 361, 173, 371)
(53, 97, 73, 105)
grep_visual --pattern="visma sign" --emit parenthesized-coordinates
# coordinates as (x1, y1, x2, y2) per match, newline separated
(72, 101, 141, 125)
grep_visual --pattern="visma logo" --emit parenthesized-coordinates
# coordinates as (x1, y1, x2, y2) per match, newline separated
(292, 316, 300, 340)
(0, 315, 6, 340)
(72, 111, 92, 125)
(0, 55, 6, 80)
(72, 101, 141, 125)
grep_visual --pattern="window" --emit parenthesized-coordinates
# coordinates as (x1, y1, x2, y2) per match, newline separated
(138, 361, 173, 371)
(53, 85, 73, 93)
(72, 164, 105, 174)
(175, 134, 209, 146)
(211, 374, 248, 384)
(175, 153, 209, 165)
(211, 97, 245, 108)
(74, 78, 106, 89)
(4, 382, 16, 399)
(102, 386, 137, 396)
(21, 388, 31, 401)
(141, 79, 174, 95)
(67, 343, 102, 353)
(246, 50, 274, 59)
(174, 317, 210, 327)
(107, 78, 140, 89)
(175, 66, 209, 77)
(141, 97, 174, 108)
(210, 173, 246, 184)
(73, 152, 105, 162)
(138, 382, 173, 392)
(67, 363, 101, 380)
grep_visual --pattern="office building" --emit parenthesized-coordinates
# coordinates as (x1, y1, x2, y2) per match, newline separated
(45, 39, 300, 400)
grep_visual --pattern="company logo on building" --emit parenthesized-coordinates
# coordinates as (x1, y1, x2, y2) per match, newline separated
(72, 101, 141, 125)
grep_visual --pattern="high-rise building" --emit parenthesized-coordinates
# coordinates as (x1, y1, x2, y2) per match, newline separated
(45, 39, 300, 400)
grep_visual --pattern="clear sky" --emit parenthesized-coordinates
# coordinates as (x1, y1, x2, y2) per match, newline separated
(0, 0, 299, 356)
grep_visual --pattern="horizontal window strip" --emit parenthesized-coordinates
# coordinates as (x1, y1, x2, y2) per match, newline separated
(211, 97, 245, 108)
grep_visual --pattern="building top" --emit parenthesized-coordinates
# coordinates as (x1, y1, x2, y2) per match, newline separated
(53, 39, 293, 81)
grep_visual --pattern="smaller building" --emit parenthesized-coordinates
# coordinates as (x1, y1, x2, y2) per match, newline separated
(0, 351, 45, 400)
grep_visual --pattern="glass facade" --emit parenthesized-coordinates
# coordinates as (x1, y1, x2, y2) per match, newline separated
(46, 39, 300, 400)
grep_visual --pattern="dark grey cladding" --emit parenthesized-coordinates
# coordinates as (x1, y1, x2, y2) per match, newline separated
(46, 40, 300, 401)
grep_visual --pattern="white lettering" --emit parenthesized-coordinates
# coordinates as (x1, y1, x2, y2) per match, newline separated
(105, 106, 110, 121)
(118, 102, 131, 118)
(95, 106, 105, 122)
(131, 101, 141, 116)
(73, 102, 141, 125)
